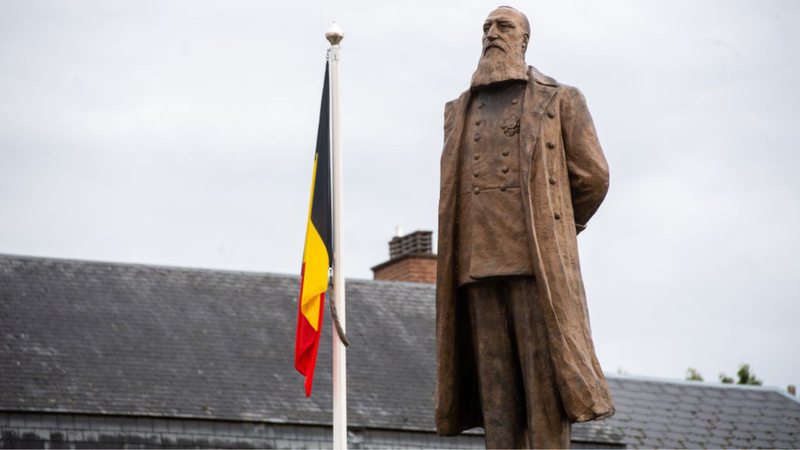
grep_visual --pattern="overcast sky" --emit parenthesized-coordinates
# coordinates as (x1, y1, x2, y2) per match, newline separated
(1, 0, 798, 391)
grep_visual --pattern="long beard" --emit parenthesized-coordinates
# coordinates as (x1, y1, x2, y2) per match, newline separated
(470, 44, 528, 89)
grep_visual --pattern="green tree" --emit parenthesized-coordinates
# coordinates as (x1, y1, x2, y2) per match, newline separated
(685, 367, 704, 381)
(719, 364, 763, 385)
(686, 363, 763, 385)
(737, 364, 762, 385)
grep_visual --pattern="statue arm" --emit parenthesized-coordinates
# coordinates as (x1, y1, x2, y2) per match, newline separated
(560, 86, 609, 234)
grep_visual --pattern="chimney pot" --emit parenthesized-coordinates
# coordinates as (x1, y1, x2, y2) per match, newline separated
(388, 230, 432, 260)
(372, 230, 436, 284)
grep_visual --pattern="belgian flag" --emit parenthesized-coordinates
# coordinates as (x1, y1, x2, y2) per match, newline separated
(295, 62, 332, 397)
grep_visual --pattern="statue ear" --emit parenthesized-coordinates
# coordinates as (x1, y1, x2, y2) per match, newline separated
(522, 33, 529, 51)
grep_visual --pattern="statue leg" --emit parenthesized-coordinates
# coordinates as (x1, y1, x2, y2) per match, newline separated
(508, 277, 571, 449)
(465, 280, 528, 449)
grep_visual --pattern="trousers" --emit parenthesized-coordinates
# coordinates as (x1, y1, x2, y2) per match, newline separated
(464, 276, 570, 449)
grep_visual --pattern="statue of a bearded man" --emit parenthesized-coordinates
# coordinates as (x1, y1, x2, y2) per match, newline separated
(434, 6, 615, 449)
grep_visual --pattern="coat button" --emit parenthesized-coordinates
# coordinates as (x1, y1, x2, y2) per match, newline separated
(474, 133, 481, 141)
(473, 172, 479, 178)
(547, 141, 556, 149)
(473, 187, 480, 195)
(477, 102, 485, 109)
(475, 120, 482, 126)
(511, 98, 519, 104)
(473, 153, 480, 161)
(547, 110, 556, 118)
(500, 186, 507, 192)
(554, 212, 561, 220)
(549, 177, 557, 185)
(501, 166, 509, 174)
(502, 149, 509, 156)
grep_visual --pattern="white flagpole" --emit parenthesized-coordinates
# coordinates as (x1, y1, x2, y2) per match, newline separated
(326, 22, 347, 450)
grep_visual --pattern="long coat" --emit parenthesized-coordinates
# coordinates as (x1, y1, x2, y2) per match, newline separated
(435, 66, 615, 436)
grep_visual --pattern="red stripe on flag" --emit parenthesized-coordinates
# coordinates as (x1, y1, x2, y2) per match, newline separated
(295, 262, 325, 397)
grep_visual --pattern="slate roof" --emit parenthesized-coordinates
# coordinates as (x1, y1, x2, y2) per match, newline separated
(1, 254, 799, 448)
(606, 376, 800, 449)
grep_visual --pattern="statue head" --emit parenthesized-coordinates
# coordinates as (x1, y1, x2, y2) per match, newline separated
(471, 6, 530, 89)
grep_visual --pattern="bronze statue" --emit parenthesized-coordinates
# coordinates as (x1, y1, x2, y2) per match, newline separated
(435, 6, 614, 449)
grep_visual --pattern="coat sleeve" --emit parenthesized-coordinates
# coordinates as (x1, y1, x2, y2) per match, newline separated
(560, 86, 609, 234)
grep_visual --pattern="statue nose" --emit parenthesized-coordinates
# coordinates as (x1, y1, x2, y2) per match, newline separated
(485, 24, 499, 40)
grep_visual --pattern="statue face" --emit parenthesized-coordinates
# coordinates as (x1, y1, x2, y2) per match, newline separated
(471, 7, 530, 88)
(481, 8, 529, 59)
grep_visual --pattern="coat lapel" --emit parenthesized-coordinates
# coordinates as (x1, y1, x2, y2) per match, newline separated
(440, 91, 471, 193)
(520, 66, 558, 184)
(438, 89, 470, 281)
(518, 65, 558, 322)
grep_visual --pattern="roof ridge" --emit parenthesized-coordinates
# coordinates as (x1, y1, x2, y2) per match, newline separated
(0, 253, 294, 279)
(608, 372, 799, 400)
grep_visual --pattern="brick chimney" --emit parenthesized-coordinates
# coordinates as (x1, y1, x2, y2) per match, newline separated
(371, 230, 437, 284)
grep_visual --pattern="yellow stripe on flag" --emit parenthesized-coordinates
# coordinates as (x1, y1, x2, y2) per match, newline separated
(299, 154, 330, 332)
(300, 223, 329, 331)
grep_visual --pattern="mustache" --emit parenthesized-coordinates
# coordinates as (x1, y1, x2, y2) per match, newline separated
(483, 41, 507, 55)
